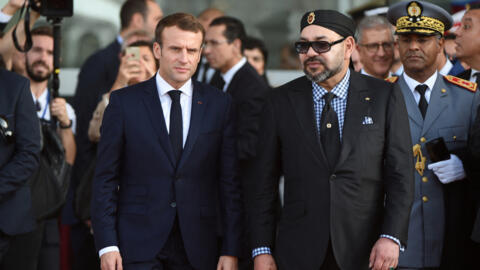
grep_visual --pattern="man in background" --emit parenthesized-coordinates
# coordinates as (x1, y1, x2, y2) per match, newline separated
(356, 15, 395, 79)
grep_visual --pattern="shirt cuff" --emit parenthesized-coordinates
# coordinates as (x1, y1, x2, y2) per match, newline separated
(0, 10, 12, 23)
(252, 246, 271, 258)
(380, 234, 405, 252)
(99, 246, 120, 257)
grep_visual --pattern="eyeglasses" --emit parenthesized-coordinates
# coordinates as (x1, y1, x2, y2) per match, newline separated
(203, 40, 229, 48)
(0, 115, 14, 144)
(359, 42, 395, 53)
(294, 38, 346, 54)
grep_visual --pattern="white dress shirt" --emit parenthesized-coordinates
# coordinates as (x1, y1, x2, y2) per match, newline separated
(0, 10, 12, 23)
(438, 59, 453, 76)
(32, 88, 77, 134)
(402, 71, 438, 104)
(156, 72, 192, 147)
(98, 73, 193, 257)
(360, 68, 391, 79)
(220, 57, 247, 92)
(196, 57, 216, 83)
(469, 68, 480, 83)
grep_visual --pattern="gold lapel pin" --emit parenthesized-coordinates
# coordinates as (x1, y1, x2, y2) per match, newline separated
(198, 101, 203, 104)
(365, 97, 370, 101)
(441, 89, 446, 93)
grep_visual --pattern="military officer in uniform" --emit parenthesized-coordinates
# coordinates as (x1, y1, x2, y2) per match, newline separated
(386, 1, 479, 269)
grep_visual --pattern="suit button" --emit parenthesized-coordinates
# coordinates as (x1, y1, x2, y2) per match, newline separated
(422, 196, 428, 203)
(330, 174, 336, 180)
(170, 202, 177, 208)
(422, 177, 428, 183)
(420, 137, 426, 143)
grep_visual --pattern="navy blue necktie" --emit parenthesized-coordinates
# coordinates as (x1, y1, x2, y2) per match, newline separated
(168, 90, 183, 164)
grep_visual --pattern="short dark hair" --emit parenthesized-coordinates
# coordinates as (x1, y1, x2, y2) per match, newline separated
(120, 0, 150, 30)
(155, 13, 205, 45)
(31, 26, 53, 38)
(243, 36, 268, 64)
(125, 40, 158, 69)
(210, 16, 246, 51)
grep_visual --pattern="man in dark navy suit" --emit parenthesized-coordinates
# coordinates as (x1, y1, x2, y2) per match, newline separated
(0, 68, 40, 262)
(91, 13, 242, 270)
(66, 1, 163, 268)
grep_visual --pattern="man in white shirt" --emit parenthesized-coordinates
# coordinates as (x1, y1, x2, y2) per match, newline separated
(91, 13, 242, 270)
(0, 25, 76, 270)
(387, 1, 479, 269)
(204, 16, 268, 160)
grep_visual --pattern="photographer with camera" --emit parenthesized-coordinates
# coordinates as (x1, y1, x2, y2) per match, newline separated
(0, 67, 41, 263)
(0, 25, 75, 270)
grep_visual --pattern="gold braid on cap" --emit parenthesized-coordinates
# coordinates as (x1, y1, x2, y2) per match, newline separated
(396, 16, 445, 35)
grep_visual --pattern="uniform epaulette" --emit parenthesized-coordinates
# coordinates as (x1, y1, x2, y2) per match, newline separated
(443, 75, 477, 92)
(385, 76, 399, 83)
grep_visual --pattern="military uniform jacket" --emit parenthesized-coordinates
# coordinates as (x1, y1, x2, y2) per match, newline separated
(395, 73, 480, 268)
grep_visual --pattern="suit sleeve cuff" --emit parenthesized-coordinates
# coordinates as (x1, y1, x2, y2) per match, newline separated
(380, 234, 405, 252)
(252, 247, 271, 258)
(99, 246, 119, 258)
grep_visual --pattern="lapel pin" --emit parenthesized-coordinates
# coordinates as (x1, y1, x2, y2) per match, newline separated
(198, 101, 203, 104)
(441, 89, 446, 93)
(365, 97, 371, 101)
(326, 123, 332, 128)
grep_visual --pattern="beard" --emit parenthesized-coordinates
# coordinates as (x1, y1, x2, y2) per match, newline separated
(303, 56, 343, 83)
(26, 59, 52, 82)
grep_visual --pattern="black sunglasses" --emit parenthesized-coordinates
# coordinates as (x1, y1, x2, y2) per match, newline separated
(294, 37, 346, 54)
(0, 115, 14, 144)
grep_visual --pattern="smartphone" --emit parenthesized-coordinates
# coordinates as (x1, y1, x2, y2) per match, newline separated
(126, 46, 140, 61)
(426, 137, 450, 162)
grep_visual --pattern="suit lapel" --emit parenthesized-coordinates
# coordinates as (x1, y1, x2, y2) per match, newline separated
(422, 75, 448, 135)
(142, 77, 176, 168)
(177, 81, 206, 170)
(335, 72, 369, 170)
(398, 76, 424, 128)
(287, 77, 327, 164)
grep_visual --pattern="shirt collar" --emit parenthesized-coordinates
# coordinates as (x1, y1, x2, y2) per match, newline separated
(439, 58, 453, 76)
(155, 72, 193, 97)
(312, 69, 350, 101)
(116, 35, 124, 45)
(471, 68, 480, 81)
(31, 88, 48, 104)
(221, 57, 247, 85)
(361, 68, 391, 79)
(403, 71, 437, 94)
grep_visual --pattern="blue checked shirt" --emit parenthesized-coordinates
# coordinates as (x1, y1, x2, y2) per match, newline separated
(312, 69, 350, 139)
(252, 70, 404, 259)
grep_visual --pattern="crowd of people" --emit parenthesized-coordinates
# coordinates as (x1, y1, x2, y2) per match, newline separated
(1, 0, 480, 270)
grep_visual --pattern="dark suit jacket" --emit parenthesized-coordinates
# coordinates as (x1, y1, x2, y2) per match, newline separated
(457, 68, 472, 81)
(225, 62, 268, 160)
(246, 71, 414, 270)
(63, 40, 121, 224)
(91, 77, 243, 269)
(0, 69, 40, 235)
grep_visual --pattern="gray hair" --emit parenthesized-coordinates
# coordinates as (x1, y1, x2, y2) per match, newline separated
(355, 16, 394, 43)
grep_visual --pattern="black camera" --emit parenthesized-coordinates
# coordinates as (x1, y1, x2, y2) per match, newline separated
(0, 115, 14, 144)
(31, 0, 73, 18)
